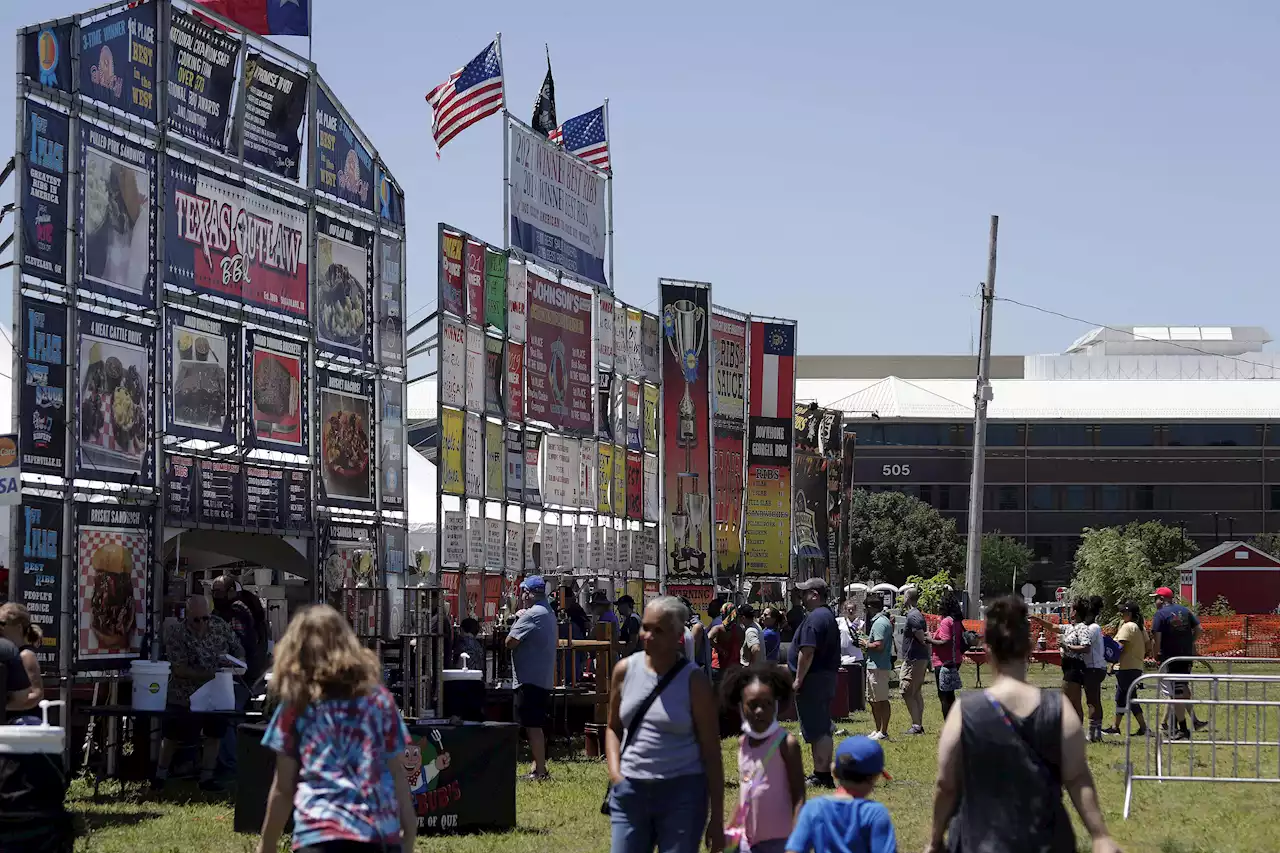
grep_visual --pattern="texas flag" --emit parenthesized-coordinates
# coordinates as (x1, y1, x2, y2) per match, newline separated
(749, 321, 796, 418)
(196, 0, 310, 36)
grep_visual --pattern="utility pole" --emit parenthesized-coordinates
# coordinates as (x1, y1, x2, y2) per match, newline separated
(964, 215, 999, 618)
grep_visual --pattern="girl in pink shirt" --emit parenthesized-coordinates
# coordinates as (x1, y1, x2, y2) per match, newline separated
(722, 665, 805, 853)
(927, 590, 966, 718)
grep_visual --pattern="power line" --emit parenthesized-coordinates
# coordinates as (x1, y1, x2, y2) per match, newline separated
(995, 296, 1275, 373)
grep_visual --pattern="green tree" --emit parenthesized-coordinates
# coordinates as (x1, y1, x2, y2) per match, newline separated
(847, 489, 965, 587)
(904, 568, 958, 615)
(1247, 533, 1280, 557)
(1069, 521, 1198, 623)
(981, 533, 1034, 597)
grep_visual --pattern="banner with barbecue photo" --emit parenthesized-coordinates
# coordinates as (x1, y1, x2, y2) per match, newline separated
(19, 296, 68, 476)
(315, 212, 373, 361)
(76, 503, 151, 664)
(79, 121, 156, 307)
(75, 312, 154, 484)
(246, 328, 307, 451)
(165, 156, 308, 316)
(318, 369, 375, 508)
(319, 518, 377, 613)
(165, 307, 236, 443)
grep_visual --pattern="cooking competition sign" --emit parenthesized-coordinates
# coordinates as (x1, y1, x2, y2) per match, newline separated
(246, 328, 307, 451)
(21, 101, 69, 284)
(77, 2, 158, 122)
(165, 307, 237, 443)
(318, 369, 375, 508)
(525, 273, 593, 433)
(76, 503, 152, 663)
(79, 122, 157, 307)
(19, 297, 68, 476)
(166, 9, 239, 151)
(314, 84, 373, 210)
(75, 313, 155, 485)
(166, 156, 308, 317)
(315, 212, 373, 360)
(239, 52, 307, 180)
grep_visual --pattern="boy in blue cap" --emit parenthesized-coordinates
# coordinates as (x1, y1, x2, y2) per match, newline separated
(784, 736, 897, 853)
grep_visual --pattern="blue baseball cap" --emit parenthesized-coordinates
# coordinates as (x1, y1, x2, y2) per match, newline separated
(520, 575, 547, 594)
(833, 736, 891, 781)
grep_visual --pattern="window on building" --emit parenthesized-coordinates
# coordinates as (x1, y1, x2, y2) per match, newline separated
(986, 423, 1025, 447)
(1135, 484, 1155, 511)
(936, 485, 951, 511)
(1028, 424, 1092, 447)
(1271, 486, 1280, 511)
(1094, 424, 1157, 446)
(862, 423, 955, 446)
(1164, 424, 1261, 447)
(949, 424, 972, 447)
(997, 485, 1020, 511)
(1099, 485, 1123, 510)
(1031, 537, 1053, 561)
(1029, 485, 1053, 510)
(1063, 485, 1091, 511)
(918, 485, 934, 507)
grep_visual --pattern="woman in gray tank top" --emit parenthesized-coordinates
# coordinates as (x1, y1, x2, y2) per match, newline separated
(923, 596, 1122, 853)
(605, 596, 725, 853)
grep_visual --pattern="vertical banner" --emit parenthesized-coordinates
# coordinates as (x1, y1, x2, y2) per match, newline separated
(314, 85, 373, 209)
(505, 342, 524, 416)
(24, 23, 74, 92)
(317, 370, 375, 508)
(314, 214, 372, 356)
(712, 312, 747, 579)
(19, 297, 67, 476)
(641, 313, 661, 382)
(239, 52, 307, 180)
(596, 294, 615, 371)
(80, 122, 157, 307)
(484, 336, 505, 418)
(76, 504, 152, 662)
(580, 439, 598, 510)
(16, 498, 63, 669)
(523, 432, 543, 506)
(542, 435, 578, 507)
(464, 240, 485, 326)
(377, 237, 405, 367)
(484, 248, 507, 332)
(440, 320, 466, 408)
(659, 280, 713, 577)
(596, 443, 613, 514)
(642, 383, 659, 453)
(643, 454, 659, 522)
(626, 452, 643, 520)
(166, 9, 239, 151)
(379, 381, 406, 510)
(78, 3, 158, 122)
(464, 413, 483, 498)
(505, 427, 524, 503)
(440, 409, 464, 495)
(21, 101, 69, 284)
(443, 511, 465, 564)
(440, 228, 465, 318)
(626, 308, 643, 377)
(76, 313, 156, 485)
(743, 320, 796, 575)
(464, 326, 484, 413)
(524, 274, 593, 433)
(625, 381, 642, 451)
(507, 259, 528, 343)
(612, 443, 626, 519)
(484, 420, 504, 499)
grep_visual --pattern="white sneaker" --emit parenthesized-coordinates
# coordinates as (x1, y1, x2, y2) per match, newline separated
(868, 731, 887, 741)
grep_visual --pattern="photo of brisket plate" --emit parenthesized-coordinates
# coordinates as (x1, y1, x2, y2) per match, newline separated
(254, 353, 295, 417)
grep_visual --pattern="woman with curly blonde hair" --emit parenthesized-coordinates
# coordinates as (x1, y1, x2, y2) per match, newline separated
(0, 602, 44, 722)
(257, 604, 416, 853)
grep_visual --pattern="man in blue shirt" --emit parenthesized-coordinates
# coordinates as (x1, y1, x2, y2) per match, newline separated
(784, 735, 897, 853)
(507, 575, 558, 780)
(1150, 585, 1203, 739)
(789, 577, 842, 788)
(861, 596, 894, 741)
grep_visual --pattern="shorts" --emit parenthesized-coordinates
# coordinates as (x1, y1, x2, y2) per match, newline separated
(866, 668, 891, 703)
(795, 674, 836, 744)
(1115, 669, 1142, 711)
(1061, 656, 1085, 685)
(1083, 668, 1106, 690)
(899, 659, 928, 697)
(161, 707, 229, 742)
(514, 684, 550, 729)
(1162, 660, 1192, 698)
(298, 843, 403, 853)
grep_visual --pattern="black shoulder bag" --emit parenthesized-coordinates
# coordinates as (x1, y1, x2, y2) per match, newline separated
(600, 657, 690, 816)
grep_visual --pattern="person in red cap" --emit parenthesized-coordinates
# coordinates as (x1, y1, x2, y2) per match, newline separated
(1150, 585, 1204, 740)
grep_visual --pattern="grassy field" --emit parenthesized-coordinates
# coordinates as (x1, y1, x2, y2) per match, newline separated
(66, 663, 1280, 853)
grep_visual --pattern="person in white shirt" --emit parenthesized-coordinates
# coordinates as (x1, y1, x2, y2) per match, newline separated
(738, 605, 763, 666)
(836, 598, 864, 666)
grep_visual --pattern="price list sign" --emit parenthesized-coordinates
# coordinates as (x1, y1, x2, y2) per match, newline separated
(199, 459, 242, 525)
(165, 454, 198, 526)
(245, 465, 311, 531)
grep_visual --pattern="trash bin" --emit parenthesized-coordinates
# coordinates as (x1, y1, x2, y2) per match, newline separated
(830, 668, 851, 720)
(0, 700, 73, 852)
(846, 662, 865, 712)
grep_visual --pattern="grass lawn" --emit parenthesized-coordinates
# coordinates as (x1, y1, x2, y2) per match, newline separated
(66, 663, 1280, 853)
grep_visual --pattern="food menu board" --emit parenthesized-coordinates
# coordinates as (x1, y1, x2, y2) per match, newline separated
(16, 497, 63, 670)
(76, 503, 151, 663)
(77, 3, 157, 122)
(246, 328, 307, 450)
(315, 212, 373, 360)
(379, 380, 405, 510)
(165, 307, 237, 443)
(79, 122, 157, 307)
(165, 156, 308, 316)
(166, 9, 239, 151)
(244, 465, 311, 531)
(164, 454, 243, 527)
(76, 313, 154, 485)
(314, 85, 372, 210)
(21, 100, 69, 284)
(318, 369, 374, 507)
(239, 52, 307, 180)
(19, 297, 68, 476)
(377, 237, 405, 367)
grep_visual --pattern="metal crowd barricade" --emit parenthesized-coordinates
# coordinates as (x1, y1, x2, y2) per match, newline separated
(1122, 663, 1280, 818)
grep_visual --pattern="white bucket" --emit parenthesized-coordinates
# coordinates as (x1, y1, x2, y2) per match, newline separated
(131, 660, 171, 711)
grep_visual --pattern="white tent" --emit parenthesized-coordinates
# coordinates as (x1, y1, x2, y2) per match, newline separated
(406, 446, 437, 562)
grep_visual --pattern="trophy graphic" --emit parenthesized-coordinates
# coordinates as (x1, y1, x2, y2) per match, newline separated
(670, 509, 689, 573)
(663, 299, 706, 449)
(685, 491, 708, 573)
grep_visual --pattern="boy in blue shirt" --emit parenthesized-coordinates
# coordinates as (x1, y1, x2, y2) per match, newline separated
(785, 736, 897, 853)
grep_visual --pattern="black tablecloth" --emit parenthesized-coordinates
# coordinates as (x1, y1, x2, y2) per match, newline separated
(234, 720, 519, 835)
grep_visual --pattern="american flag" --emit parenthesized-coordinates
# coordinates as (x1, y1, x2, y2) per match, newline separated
(426, 41, 504, 152)
(749, 321, 796, 418)
(548, 105, 610, 171)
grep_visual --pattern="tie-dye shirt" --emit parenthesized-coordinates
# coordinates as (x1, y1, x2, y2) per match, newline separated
(261, 684, 411, 849)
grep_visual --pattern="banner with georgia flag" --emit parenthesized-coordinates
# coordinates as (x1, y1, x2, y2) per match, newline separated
(743, 319, 797, 575)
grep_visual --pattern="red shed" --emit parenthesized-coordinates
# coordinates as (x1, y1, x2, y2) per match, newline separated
(1176, 541, 1280, 615)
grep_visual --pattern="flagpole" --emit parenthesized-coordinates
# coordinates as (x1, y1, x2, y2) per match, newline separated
(604, 97, 613, 289)
(497, 32, 509, 250)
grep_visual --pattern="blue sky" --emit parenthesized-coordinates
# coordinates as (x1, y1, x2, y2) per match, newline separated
(5, 1, 1278, 355)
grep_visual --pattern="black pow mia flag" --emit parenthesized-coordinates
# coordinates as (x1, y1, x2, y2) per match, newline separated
(531, 53, 557, 137)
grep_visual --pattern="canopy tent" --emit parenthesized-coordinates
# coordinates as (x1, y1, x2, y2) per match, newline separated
(407, 446, 437, 563)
